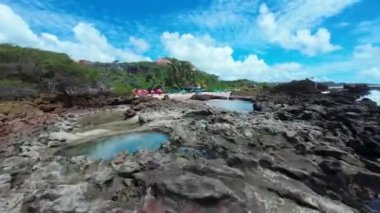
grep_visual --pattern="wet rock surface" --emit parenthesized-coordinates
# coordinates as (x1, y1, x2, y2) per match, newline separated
(0, 90, 379, 212)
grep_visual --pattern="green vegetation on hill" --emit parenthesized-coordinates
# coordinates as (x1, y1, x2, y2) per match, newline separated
(91, 58, 230, 92)
(0, 44, 96, 78)
(0, 44, 99, 92)
(0, 44, 263, 99)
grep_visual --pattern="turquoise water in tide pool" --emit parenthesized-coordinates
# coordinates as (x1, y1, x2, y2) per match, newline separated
(58, 132, 168, 160)
(206, 99, 253, 113)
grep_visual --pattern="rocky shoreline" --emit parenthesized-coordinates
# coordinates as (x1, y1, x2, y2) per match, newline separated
(0, 89, 379, 212)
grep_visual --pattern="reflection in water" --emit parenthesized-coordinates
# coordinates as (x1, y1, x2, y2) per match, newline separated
(206, 99, 253, 113)
(58, 132, 168, 160)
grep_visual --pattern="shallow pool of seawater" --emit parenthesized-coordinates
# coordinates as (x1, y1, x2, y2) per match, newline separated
(366, 198, 380, 212)
(362, 90, 380, 105)
(206, 99, 253, 113)
(57, 132, 169, 160)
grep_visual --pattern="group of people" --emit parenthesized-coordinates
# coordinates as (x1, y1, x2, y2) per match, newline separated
(133, 88, 163, 97)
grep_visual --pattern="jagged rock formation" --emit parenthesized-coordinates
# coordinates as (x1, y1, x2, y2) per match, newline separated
(271, 79, 329, 94)
(1, 89, 379, 212)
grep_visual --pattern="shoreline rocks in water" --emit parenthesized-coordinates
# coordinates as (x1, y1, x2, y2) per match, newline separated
(343, 84, 370, 93)
(190, 94, 228, 101)
(271, 79, 329, 94)
(0, 88, 379, 212)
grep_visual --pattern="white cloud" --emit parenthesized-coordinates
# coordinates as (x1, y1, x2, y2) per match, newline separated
(301, 43, 380, 83)
(0, 4, 38, 45)
(356, 19, 380, 44)
(359, 67, 380, 80)
(161, 32, 306, 82)
(257, 3, 341, 56)
(185, 0, 257, 30)
(275, 0, 359, 30)
(353, 43, 380, 59)
(353, 44, 380, 81)
(181, 0, 358, 55)
(129, 36, 150, 52)
(0, 4, 150, 62)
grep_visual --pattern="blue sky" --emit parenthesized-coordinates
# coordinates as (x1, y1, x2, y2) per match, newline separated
(0, 0, 379, 83)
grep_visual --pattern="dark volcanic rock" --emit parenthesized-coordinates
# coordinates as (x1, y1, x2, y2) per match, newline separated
(254, 103, 262, 111)
(354, 171, 380, 192)
(190, 94, 226, 101)
(109, 97, 134, 105)
(343, 84, 369, 93)
(162, 95, 170, 101)
(271, 79, 328, 94)
(124, 109, 136, 120)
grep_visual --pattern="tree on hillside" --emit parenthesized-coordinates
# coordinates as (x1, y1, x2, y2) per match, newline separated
(166, 58, 197, 88)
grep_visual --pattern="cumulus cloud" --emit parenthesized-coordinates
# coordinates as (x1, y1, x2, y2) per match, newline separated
(0, 4, 38, 45)
(257, 3, 341, 56)
(0, 4, 150, 62)
(354, 43, 380, 59)
(129, 36, 150, 53)
(352, 44, 380, 81)
(302, 43, 380, 83)
(161, 32, 306, 82)
(181, 0, 357, 55)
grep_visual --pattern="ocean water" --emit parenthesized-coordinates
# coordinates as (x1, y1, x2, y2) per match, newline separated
(362, 90, 380, 105)
(206, 99, 253, 113)
(58, 132, 168, 160)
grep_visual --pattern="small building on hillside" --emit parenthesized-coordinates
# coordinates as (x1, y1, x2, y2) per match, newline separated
(155, 58, 171, 65)
(78, 60, 93, 65)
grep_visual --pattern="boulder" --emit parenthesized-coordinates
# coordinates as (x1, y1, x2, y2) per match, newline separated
(254, 103, 262, 112)
(87, 167, 114, 184)
(319, 159, 342, 175)
(153, 173, 236, 202)
(114, 162, 141, 178)
(124, 109, 136, 120)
